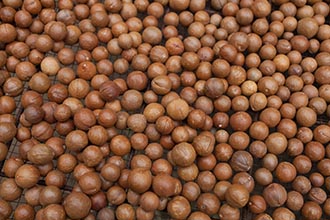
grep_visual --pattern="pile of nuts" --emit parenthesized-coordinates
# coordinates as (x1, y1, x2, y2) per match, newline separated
(1, 0, 330, 219)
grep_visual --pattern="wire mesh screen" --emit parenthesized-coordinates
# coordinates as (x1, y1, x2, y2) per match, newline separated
(0, 43, 171, 219)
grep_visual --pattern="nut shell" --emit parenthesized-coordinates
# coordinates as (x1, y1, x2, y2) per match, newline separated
(63, 192, 91, 219)
(225, 184, 250, 208)
(171, 142, 196, 167)
(263, 183, 287, 207)
(166, 98, 190, 121)
(0, 122, 17, 143)
(27, 144, 55, 165)
(167, 196, 191, 220)
(152, 174, 177, 197)
(15, 164, 40, 189)
(99, 80, 121, 102)
(128, 168, 152, 194)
